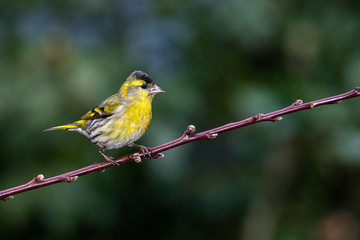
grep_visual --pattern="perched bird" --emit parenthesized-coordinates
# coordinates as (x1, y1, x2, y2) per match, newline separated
(45, 70, 164, 164)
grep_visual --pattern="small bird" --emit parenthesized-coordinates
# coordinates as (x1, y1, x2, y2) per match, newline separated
(45, 70, 164, 164)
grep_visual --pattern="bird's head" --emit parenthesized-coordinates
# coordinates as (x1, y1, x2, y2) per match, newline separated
(119, 71, 164, 102)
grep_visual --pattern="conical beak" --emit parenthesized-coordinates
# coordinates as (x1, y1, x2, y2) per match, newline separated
(150, 84, 165, 95)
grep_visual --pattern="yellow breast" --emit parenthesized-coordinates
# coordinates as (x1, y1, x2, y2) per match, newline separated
(111, 100, 152, 140)
(86, 87, 155, 150)
(89, 98, 152, 149)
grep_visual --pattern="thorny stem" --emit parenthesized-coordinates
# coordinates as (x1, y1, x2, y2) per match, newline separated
(1, 87, 359, 201)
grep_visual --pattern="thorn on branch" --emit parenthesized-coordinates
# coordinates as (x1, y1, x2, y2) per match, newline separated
(153, 153, 164, 159)
(250, 113, 264, 123)
(1, 196, 14, 201)
(130, 153, 142, 163)
(310, 103, 317, 109)
(255, 113, 264, 120)
(354, 87, 360, 94)
(293, 99, 303, 106)
(270, 116, 283, 122)
(64, 176, 78, 183)
(206, 133, 218, 140)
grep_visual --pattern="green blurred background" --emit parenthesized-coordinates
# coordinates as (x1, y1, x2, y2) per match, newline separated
(1, 1, 360, 239)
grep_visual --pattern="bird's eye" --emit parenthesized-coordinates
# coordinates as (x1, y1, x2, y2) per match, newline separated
(141, 83, 147, 89)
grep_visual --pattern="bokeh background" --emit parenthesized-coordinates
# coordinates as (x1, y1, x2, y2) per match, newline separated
(1, 1, 360, 239)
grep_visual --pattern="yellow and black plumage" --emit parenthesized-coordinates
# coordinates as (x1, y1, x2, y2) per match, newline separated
(45, 70, 164, 164)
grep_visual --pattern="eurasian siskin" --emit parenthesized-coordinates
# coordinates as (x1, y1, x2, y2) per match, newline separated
(45, 70, 164, 164)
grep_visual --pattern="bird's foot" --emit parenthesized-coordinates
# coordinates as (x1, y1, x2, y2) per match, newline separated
(128, 143, 152, 160)
(99, 148, 120, 166)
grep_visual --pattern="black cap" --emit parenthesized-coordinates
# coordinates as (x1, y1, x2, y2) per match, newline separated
(131, 71, 154, 84)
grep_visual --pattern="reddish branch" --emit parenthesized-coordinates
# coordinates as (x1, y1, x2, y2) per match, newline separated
(1, 87, 359, 201)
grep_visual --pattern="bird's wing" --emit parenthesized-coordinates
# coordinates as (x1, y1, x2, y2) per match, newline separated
(81, 94, 123, 120)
